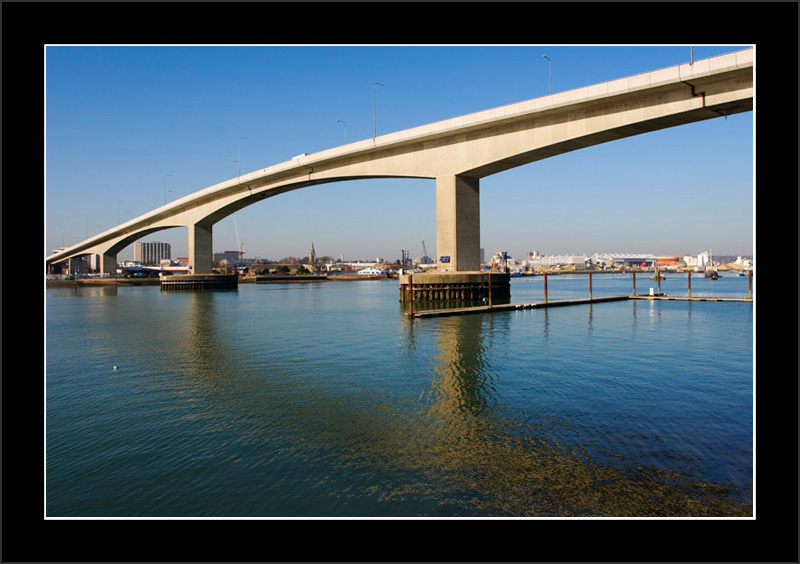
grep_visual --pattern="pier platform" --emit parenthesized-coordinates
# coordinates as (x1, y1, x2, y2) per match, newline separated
(399, 271, 510, 302)
(410, 294, 751, 318)
(629, 295, 753, 302)
(160, 274, 238, 290)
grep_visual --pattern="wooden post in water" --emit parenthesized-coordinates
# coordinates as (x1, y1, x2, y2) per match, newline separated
(657, 267, 661, 295)
(589, 272, 593, 300)
(687, 270, 692, 298)
(408, 274, 413, 316)
(748, 269, 752, 299)
(632, 272, 636, 296)
(488, 272, 492, 309)
(544, 272, 548, 303)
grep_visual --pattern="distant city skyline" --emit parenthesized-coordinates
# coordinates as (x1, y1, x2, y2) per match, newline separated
(45, 45, 754, 263)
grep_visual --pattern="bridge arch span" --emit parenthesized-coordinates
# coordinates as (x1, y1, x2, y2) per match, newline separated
(46, 49, 752, 274)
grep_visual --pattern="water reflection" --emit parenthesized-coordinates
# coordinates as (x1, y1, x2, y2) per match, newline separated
(388, 308, 752, 517)
(425, 316, 496, 415)
(57, 286, 751, 517)
(184, 292, 221, 369)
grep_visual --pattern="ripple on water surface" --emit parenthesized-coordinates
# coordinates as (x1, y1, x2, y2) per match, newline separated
(45, 283, 753, 517)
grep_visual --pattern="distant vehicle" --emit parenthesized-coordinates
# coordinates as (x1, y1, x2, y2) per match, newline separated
(118, 267, 160, 278)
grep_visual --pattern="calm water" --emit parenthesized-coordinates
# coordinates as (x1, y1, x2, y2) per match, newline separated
(45, 274, 754, 517)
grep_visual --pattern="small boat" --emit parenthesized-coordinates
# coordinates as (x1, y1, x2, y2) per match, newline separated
(649, 273, 665, 280)
(704, 249, 720, 279)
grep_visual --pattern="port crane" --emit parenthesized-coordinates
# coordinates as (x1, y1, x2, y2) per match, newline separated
(418, 238, 434, 265)
(234, 214, 244, 259)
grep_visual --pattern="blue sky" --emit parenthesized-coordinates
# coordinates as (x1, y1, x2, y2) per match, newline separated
(45, 45, 753, 263)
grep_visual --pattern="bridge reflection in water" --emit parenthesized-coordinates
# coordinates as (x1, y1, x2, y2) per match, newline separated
(47, 281, 751, 518)
(396, 311, 752, 516)
(168, 284, 752, 516)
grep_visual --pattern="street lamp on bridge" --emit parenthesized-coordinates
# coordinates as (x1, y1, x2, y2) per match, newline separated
(373, 82, 384, 138)
(237, 136, 248, 179)
(337, 119, 346, 144)
(542, 54, 552, 94)
(163, 173, 172, 206)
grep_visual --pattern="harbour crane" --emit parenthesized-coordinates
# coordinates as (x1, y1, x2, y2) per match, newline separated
(234, 214, 244, 259)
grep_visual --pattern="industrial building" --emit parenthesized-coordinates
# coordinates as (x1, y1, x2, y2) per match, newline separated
(526, 254, 588, 269)
(590, 253, 658, 269)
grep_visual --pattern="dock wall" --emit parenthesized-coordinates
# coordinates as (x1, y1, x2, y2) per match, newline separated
(398, 271, 510, 302)
(161, 274, 238, 290)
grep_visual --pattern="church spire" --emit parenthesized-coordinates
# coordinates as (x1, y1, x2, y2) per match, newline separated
(309, 241, 316, 264)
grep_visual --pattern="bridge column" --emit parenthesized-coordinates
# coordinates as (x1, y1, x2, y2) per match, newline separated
(436, 175, 480, 272)
(188, 223, 213, 274)
(101, 253, 117, 276)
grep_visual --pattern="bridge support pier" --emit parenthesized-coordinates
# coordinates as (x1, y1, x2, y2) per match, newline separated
(402, 175, 509, 305)
(436, 175, 481, 272)
(101, 253, 117, 276)
(189, 223, 213, 275)
(399, 271, 510, 304)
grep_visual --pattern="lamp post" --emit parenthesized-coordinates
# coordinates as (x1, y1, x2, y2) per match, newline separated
(373, 82, 384, 138)
(237, 136, 248, 179)
(542, 55, 552, 94)
(163, 173, 172, 206)
(337, 119, 346, 144)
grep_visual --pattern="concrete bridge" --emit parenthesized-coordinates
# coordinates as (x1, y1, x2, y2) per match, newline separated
(46, 49, 753, 276)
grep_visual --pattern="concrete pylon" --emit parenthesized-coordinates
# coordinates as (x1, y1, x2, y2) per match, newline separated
(189, 223, 213, 274)
(436, 175, 480, 272)
(101, 253, 117, 276)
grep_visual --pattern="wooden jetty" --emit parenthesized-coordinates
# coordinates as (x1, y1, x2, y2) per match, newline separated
(629, 295, 753, 303)
(411, 295, 629, 317)
(410, 294, 751, 318)
(409, 269, 753, 317)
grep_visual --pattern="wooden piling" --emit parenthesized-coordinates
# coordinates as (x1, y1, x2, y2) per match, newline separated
(409, 274, 413, 316)
(688, 270, 692, 298)
(544, 272, 548, 303)
(160, 274, 238, 290)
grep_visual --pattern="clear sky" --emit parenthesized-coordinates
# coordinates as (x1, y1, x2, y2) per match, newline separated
(45, 45, 754, 263)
